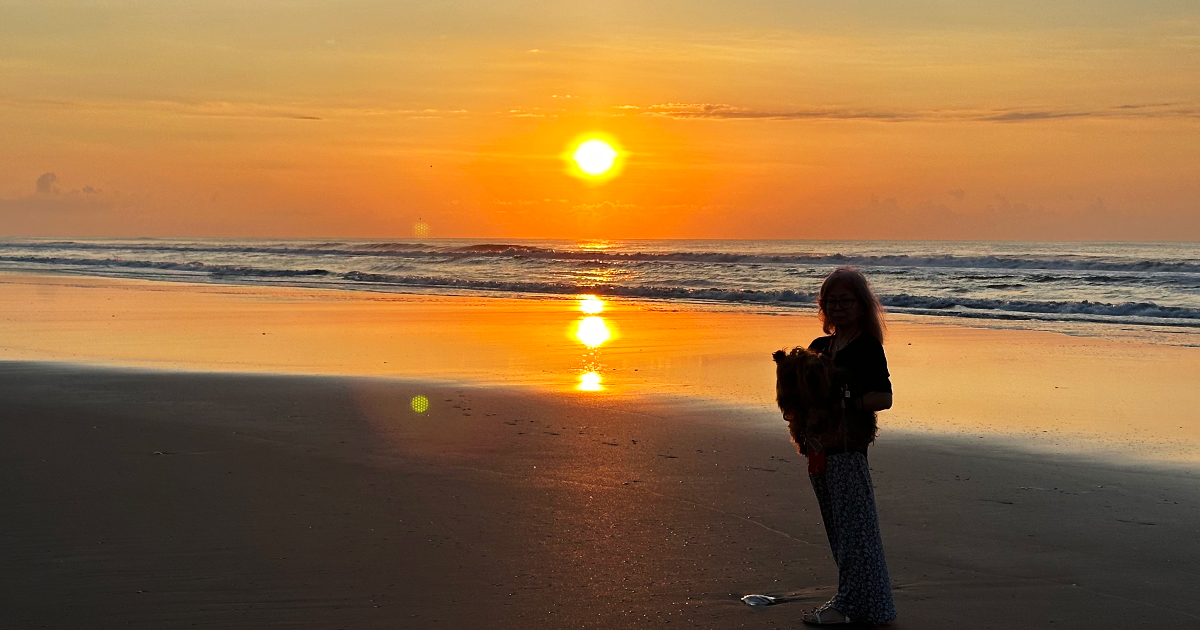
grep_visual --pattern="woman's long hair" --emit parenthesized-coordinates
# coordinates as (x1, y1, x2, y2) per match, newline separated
(818, 266, 886, 342)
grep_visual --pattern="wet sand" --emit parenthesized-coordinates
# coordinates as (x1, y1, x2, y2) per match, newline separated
(3, 272, 1200, 462)
(2, 271, 1200, 627)
(2, 364, 1199, 629)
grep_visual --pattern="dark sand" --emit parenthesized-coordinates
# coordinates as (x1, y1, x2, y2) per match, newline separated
(2, 362, 1199, 629)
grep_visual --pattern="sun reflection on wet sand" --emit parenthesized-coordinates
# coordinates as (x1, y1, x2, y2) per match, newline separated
(574, 316, 611, 348)
(577, 371, 603, 391)
(572, 295, 613, 392)
(9, 274, 1200, 461)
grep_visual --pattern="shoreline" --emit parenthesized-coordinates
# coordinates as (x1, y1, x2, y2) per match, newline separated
(3, 265, 1199, 348)
(2, 362, 1198, 628)
(2, 239, 1198, 344)
(2, 271, 1199, 465)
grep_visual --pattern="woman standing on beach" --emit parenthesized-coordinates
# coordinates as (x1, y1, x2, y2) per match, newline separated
(802, 267, 896, 626)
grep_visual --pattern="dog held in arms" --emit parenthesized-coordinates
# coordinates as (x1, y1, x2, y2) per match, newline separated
(772, 347, 877, 456)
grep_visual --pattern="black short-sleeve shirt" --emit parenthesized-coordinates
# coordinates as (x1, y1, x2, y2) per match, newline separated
(808, 333, 891, 453)
(808, 334, 892, 396)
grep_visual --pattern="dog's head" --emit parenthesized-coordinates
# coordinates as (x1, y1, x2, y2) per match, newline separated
(772, 347, 834, 421)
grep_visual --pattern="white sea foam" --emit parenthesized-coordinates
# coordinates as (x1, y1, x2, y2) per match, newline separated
(2, 238, 1198, 338)
(13, 240, 1200, 273)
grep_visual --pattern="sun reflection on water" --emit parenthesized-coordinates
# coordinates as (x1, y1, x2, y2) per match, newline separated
(568, 267, 628, 285)
(579, 294, 605, 315)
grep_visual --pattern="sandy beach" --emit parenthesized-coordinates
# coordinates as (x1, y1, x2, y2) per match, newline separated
(2, 272, 1200, 628)
(9, 0, 1200, 625)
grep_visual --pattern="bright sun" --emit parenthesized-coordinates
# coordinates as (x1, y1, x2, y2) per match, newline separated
(571, 139, 619, 177)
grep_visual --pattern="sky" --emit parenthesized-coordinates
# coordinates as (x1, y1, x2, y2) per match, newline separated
(1, 0, 1198, 240)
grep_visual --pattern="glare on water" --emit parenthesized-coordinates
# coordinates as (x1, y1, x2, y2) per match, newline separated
(579, 294, 605, 314)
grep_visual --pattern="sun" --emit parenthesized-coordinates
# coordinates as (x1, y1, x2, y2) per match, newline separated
(573, 140, 618, 176)
(565, 135, 623, 181)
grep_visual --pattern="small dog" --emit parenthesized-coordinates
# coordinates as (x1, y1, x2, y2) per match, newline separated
(772, 347, 855, 455)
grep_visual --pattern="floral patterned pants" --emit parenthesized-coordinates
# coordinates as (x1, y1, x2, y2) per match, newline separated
(808, 452, 897, 624)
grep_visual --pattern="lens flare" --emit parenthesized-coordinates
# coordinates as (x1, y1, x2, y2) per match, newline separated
(574, 316, 611, 348)
(411, 395, 429, 413)
(577, 371, 603, 391)
(579, 295, 605, 314)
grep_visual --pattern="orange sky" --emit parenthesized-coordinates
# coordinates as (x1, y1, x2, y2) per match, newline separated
(1, 1, 1198, 239)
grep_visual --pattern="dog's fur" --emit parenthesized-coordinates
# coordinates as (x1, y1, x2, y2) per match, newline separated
(772, 347, 876, 455)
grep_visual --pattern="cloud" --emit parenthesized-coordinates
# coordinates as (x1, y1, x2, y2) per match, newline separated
(620, 102, 1200, 123)
(1, 174, 110, 216)
(0, 173, 152, 235)
(504, 107, 552, 118)
(493, 199, 546, 206)
(0, 97, 331, 121)
(36, 172, 58, 194)
(6, 94, 1194, 126)
(977, 110, 1090, 122)
(954, 103, 1200, 123)
(572, 201, 641, 213)
(635, 103, 913, 121)
(27, 173, 103, 197)
(0, 97, 477, 122)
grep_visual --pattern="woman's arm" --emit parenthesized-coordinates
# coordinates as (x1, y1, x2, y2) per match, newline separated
(858, 391, 892, 412)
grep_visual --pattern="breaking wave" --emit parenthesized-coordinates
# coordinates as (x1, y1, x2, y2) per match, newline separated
(8, 240, 1199, 273)
(3, 238, 1198, 333)
(340, 271, 814, 303)
(340, 271, 1200, 324)
(0, 255, 330, 278)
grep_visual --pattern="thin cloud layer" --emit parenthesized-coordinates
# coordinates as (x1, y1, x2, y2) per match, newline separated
(624, 102, 1200, 123)
(0, 98, 472, 121)
(4, 96, 1195, 126)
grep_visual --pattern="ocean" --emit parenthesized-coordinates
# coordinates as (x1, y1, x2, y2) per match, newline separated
(2, 238, 1198, 344)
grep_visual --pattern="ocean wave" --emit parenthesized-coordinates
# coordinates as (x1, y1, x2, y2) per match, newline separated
(208, 267, 329, 277)
(0, 255, 329, 278)
(6, 240, 1198, 273)
(3, 248, 1198, 325)
(340, 271, 1200, 322)
(341, 271, 815, 303)
(881, 294, 1200, 320)
(350, 242, 433, 252)
(451, 243, 556, 254)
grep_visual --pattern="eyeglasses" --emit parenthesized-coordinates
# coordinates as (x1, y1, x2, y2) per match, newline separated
(819, 297, 859, 311)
